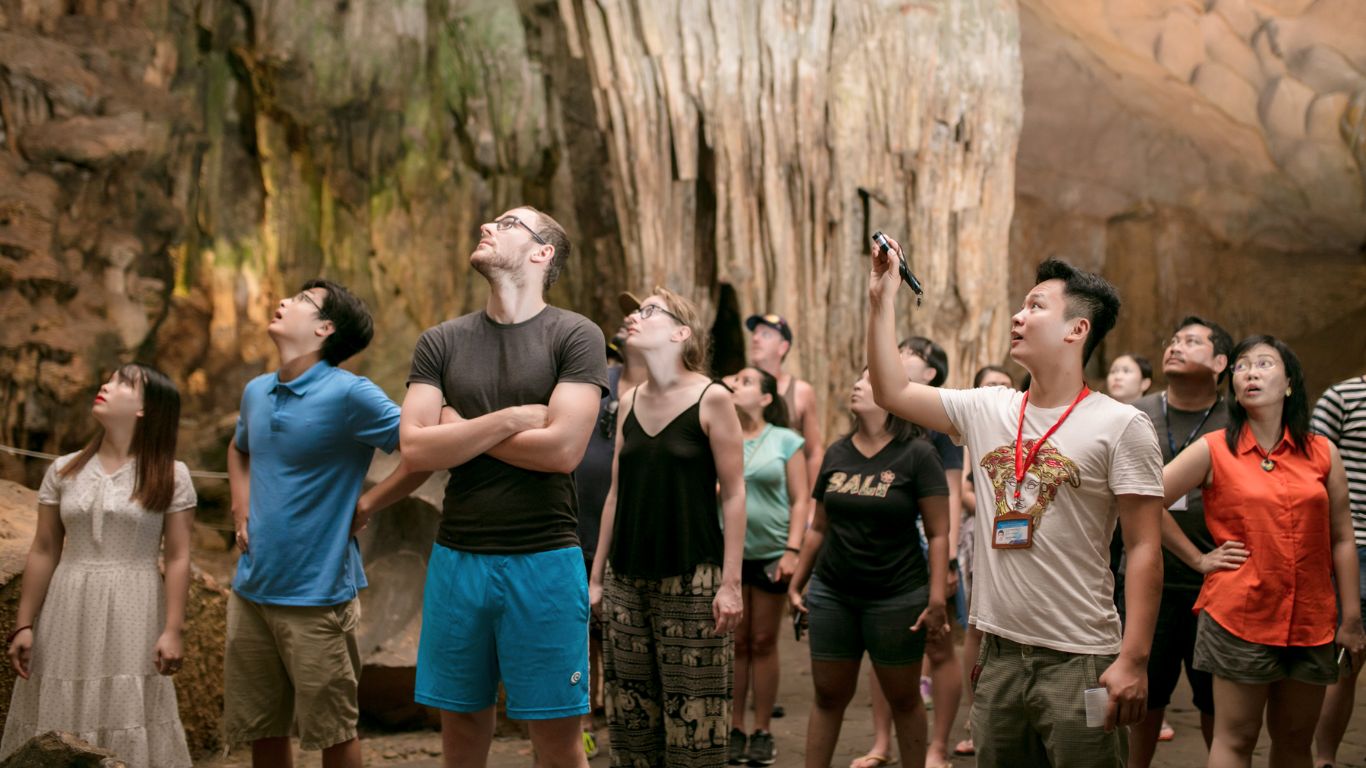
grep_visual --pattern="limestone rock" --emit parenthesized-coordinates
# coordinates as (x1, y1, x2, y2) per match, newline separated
(0, 731, 126, 768)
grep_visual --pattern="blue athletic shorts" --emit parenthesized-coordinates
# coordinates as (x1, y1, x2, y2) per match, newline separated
(415, 543, 590, 719)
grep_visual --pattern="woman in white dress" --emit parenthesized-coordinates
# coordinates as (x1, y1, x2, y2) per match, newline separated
(3, 363, 195, 768)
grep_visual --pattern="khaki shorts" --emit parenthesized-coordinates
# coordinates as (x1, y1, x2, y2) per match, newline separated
(971, 633, 1126, 768)
(223, 592, 362, 750)
(1192, 610, 1337, 686)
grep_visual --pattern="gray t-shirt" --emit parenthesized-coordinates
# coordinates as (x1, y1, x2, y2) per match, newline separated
(408, 306, 608, 554)
(1133, 392, 1229, 592)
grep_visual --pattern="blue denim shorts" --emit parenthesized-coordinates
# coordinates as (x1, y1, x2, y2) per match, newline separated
(415, 544, 589, 719)
(805, 575, 928, 666)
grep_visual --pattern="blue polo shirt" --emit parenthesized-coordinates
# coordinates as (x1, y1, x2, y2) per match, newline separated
(232, 361, 401, 606)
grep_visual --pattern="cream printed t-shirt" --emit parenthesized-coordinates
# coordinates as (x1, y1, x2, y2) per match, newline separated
(940, 386, 1163, 654)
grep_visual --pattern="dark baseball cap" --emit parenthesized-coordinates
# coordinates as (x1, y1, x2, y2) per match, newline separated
(745, 313, 793, 343)
(618, 291, 642, 315)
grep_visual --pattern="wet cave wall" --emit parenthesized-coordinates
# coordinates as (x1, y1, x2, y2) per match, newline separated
(1, 0, 1023, 483)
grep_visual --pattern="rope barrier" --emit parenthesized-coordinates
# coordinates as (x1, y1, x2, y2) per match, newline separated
(0, 444, 229, 480)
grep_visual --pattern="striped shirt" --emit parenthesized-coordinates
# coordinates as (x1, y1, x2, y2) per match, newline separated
(1311, 376, 1366, 546)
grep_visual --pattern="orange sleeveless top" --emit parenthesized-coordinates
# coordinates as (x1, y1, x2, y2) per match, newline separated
(1194, 428, 1335, 647)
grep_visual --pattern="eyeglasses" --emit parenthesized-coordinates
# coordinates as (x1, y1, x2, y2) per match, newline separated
(631, 303, 684, 324)
(294, 291, 323, 313)
(494, 216, 548, 245)
(1232, 358, 1279, 374)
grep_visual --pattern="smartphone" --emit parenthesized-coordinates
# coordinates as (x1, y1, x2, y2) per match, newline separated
(764, 558, 781, 583)
(792, 607, 808, 641)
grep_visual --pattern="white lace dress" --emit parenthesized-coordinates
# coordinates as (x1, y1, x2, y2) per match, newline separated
(0, 455, 195, 768)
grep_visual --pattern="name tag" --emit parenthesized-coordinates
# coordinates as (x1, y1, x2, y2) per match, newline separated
(1169, 494, 1189, 512)
(992, 513, 1034, 549)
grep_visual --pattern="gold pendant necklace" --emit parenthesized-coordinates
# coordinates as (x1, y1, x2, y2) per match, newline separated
(1260, 457, 1275, 472)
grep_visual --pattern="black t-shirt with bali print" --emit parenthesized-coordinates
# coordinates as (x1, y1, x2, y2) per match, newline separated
(812, 435, 949, 598)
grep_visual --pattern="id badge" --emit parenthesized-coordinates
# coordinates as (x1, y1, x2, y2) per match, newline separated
(992, 512, 1034, 549)
(1169, 494, 1189, 512)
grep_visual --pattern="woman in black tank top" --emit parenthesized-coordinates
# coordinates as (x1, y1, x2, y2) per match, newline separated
(589, 288, 746, 768)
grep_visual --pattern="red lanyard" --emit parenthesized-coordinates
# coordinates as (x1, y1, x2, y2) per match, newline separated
(1013, 386, 1090, 499)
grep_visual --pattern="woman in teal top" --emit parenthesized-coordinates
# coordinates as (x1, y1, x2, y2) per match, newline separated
(723, 367, 808, 765)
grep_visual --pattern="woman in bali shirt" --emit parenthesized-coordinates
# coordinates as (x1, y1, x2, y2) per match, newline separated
(1160, 335, 1365, 768)
(3, 364, 195, 768)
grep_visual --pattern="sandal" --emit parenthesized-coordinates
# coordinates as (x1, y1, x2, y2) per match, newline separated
(850, 754, 897, 768)
(952, 739, 975, 756)
(1158, 720, 1175, 742)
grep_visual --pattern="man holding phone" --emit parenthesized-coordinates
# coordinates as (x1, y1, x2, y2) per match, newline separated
(865, 235, 1164, 768)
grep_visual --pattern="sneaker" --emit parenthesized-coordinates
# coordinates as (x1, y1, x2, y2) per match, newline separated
(582, 729, 599, 759)
(729, 728, 748, 765)
(747, 730, 776, 766)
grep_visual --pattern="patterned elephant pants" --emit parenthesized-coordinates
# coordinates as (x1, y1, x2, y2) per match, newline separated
(602, 563, 733, 768)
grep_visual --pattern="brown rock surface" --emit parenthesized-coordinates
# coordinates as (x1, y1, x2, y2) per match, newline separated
(0, 731, 126, 768)
(1017, 0, 1366, 391)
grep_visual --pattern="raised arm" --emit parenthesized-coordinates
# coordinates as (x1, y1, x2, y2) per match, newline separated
(399, 382, 547, 472)
(8, 502, 64, 679)
(865, 236, 956, 437)
(484, 381, 602, 474)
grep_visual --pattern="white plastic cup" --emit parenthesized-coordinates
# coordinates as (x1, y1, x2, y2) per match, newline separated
(1084, 687, 1109, 728)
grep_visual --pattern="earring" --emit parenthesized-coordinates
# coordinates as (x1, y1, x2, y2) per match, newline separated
(1285, 387, 1292, 396)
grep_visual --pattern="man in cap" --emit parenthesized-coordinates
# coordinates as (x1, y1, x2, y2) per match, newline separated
(747, 313, 824, 491)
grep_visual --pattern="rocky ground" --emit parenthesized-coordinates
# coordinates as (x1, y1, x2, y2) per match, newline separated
(195, 627, 1366, 768)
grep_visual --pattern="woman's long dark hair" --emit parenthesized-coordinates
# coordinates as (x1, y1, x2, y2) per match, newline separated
(60, 364, 181, 511)
(753, 368, 790, 429)
(1225, 335, 1309, 457)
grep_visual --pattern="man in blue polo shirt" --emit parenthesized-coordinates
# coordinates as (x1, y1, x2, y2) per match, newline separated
(225, 279, 429, 768)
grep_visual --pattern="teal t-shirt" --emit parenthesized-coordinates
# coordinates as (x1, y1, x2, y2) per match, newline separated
(742, 425, 806, 560)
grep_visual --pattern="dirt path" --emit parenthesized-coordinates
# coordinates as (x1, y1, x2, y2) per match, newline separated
(198, 629, 1366, 767)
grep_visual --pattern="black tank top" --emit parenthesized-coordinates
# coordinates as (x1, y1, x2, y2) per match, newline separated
(610, 382, 723, 579)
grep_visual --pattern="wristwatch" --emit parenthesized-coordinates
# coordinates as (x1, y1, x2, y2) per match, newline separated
(948, 558, 959, 571)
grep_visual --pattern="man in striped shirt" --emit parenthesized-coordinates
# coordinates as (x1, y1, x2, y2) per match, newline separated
(1312, 373, 1366, 768)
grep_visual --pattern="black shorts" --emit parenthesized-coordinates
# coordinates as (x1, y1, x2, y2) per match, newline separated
(741, 558, 789, 595)
(1147, 588, 1212, 714)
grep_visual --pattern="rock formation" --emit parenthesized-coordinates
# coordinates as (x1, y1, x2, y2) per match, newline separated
(1, 0, 1022, 480)
(1015, 0, 1366, 391)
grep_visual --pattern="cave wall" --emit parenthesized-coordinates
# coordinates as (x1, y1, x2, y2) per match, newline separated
(1, 0, 1023, 476)
(1014, 0, 1366, 394)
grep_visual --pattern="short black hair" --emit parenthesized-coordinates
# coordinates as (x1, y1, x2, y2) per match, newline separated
(1173, 315, 1234, 381)
(898, 336, 949, 387)
(302, 279, 374, 365)
(1035, 258, 1121, 365)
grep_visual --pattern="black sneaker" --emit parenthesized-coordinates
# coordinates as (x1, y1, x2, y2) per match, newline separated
(747, 729, 776, 766)
(728, 728, 748, 765)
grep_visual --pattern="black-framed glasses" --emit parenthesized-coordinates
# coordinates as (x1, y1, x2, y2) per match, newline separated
(632, 303, 684, 324)
(294, 291, 323, 313)
(494, 216, 547, 245)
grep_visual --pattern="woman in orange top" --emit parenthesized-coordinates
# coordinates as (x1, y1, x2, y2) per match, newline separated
(1161, 336, 1365, 768)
